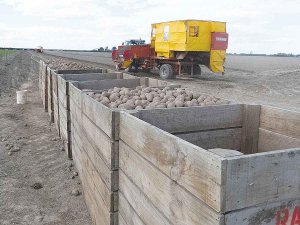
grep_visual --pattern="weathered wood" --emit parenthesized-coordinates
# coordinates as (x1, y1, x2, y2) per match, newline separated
(119, 140, 224, 224)
(176, 128, 242, 150)
(148, 78, 158, 87)
(58, 101, 70, 122)
(208, 148, 243, 158)
(225, 148, 300, 212)
(258, 128, 300, 152)
(122, 73, 136, 79)
(119, 112, 225, 212)
(119, 169, 171, 225)
(138, 104, 243, 134)
(225, 198, 300, 225)
(78, 78, 141, 90)
(69, 83, 82, 109)
(241, 105, 261, 154)
(81, 93, 114, 139)
(55, 69, 103, 74)
(57, 75, 69, 95)
(52, 71, 58, 96)
(79, 121, 118, 191)
(42, 63, 48, 112)
(47, 68, 54, 122)
(260, 105, 300, 139)
(63, 72, 122, 81)
(58, 87, 69, 109)
(81, 113, 118, 170)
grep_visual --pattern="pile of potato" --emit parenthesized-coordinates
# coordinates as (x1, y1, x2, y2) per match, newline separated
(48, 59, 99, 70)
(87, 86, 230, 110)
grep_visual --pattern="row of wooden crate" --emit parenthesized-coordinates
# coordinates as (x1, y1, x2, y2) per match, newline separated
(38, 60, 300, 225)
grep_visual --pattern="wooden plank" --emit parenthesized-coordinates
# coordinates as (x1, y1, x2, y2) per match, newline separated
(58, 101, 70, 122)
(208, 148, 243, 158)
(120, 169, 171, 225)
(260, 105, 300, 139)
(63, 72, 121, 81)
(148, 78, 158, 87)
(81, 93, 114, 139)
(69, 83, 82, 109)
(119, 140, 224, 224)
(258, 128, 300, 152)
(119, 193, 147, 225)
(81, 146, 116, 212)
(225, 198, 300, 225)
(47, 68, 54, 122)
(52, 71, 58, 96)
(122, 73, 136, 79)
(81, 113, 118, 170)
(120, 112, 226, 212)
(82, 178, 110, 225)
(241, 105, 261, 154)
(55, 69, 103, 74)
(58, 87, 68, 109)
(138, 104, 243, 134)
(57, 75, 69, 95)
(79, 120, 118, 192)
(70, 98, 82, 125)
(157, 80, 168, 87)
(175, 128, 242, 150)
(42, 63, 48, 112)
(225, 148, 300, 212)
(78, 78, 141, 90)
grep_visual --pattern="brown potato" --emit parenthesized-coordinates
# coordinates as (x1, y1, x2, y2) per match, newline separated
(175, 101, 184, 107)
(167, 102, 176, 108)
(109, 94, 119, 102)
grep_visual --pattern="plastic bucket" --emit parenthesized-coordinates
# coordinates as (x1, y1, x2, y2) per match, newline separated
(16, 90, 27, 104)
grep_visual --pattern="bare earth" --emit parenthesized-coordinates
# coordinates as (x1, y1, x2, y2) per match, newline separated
(0, 50, 299, 225)
(45, 51, 300, 111)
(0, 51, 92, 225)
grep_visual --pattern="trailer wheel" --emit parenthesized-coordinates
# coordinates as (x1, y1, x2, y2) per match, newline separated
(194, 64, 201, 75)
(159, 64, 173, 79)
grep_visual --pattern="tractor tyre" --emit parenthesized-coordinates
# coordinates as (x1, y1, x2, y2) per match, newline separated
(159, 64, 174, 79)
(125, 64, 133, 72)
(187, 64, 201, 75)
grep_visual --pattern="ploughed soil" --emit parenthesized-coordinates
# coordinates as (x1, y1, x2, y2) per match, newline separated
(0, 51, 92, 225)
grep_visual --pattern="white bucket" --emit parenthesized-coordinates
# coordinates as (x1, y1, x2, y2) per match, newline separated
(16, 90, 28, 104)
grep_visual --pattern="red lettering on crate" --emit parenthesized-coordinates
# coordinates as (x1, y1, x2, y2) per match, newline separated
(291, 206, 300, 225)
(276, 209, 289, 225)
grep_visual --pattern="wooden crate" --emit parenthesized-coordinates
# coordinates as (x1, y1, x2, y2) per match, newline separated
(69, 77, 180, 225)
(118, 105, 300, 225)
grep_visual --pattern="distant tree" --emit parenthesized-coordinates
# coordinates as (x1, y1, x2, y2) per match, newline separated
(98, 47, 104, 52)
(105, 46, 109, 51)
(112, 46, 117, 51)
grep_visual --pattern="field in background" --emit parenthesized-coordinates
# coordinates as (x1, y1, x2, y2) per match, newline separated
(0, 49, 16, 58)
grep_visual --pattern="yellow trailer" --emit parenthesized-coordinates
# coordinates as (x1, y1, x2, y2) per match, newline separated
(113, 20, 229, 79)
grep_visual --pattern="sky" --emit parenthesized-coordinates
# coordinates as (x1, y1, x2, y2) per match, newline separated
(0, 0, 299, 54)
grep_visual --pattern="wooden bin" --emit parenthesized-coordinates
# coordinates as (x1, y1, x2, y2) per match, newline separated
(52, 69, 115, 158)
(69, 77, 180, 225)
(118, 105, 300, 225)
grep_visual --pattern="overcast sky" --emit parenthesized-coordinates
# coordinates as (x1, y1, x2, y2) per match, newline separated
(0, 0, 299, 54)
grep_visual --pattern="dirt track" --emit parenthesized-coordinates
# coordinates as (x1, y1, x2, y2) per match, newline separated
(45, 51, 300, 111)
(0, 51, 92, 225)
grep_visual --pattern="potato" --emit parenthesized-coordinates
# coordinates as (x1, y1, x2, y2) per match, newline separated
(163, 87, 170, 91)
(102, 91, 109, 97)
(122, 98, 129, 103)
(102, 97, 110, 103)
(184, 96, 192, 101)
(88, 92, 95, 97)
(110, 103, 118, 108)
(167, 102, 176, 108)
(159, 93, 166, 98)
(109, 93, 119, 102)
(197, 96, 205, 103)
(204, 97, 212, 103)
(100, 101, 109, 107)
(115, 100, 122, 106)
(185, 101, 192, 107)
(95, 98, 101, 102)
(183, 101, 189, 107)
(205, 101, 215, 106)
(192, 92, 201, 99)
(135, 105, 143, 110)
(191, 99, 198, 106)
(135, 100, 142, 106)
(146, 105, 156, 109)
(153, 97, 161, 102)
(175, 101, 184, 107)
(140, 94, 146, 100)
(141, 100, 148, 106)
(124, 91, 130, 96)
(146, 93, 153, 101)
(166, 91, 173, 96)
(161, 98, 168, 103)
(127, 99, 135, 105)
(156, 104, 166, 108)
(95, 93, 101, 98)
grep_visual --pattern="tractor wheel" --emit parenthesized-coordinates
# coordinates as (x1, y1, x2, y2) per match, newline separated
(125, 64, 133, 72)
(159, 64, 174, 79)
(193, 64, 201, 75)
(188, 64, 201, 75)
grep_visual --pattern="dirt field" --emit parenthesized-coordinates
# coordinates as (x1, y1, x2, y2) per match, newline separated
(45, 51, 300, 111)
(0, 51, 92, 225)
(1, 50, 299, 224)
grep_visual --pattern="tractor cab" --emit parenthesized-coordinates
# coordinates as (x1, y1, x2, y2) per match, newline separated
(122, 39, 145, 46)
